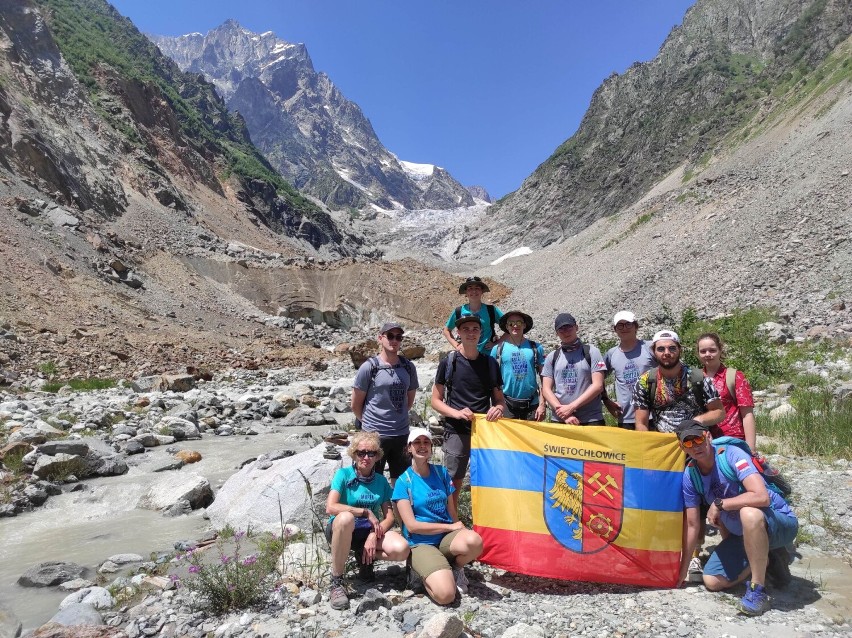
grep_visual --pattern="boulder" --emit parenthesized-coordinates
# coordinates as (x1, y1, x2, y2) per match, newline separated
(348, 339, 378, 369)
(401, 340, 426, 360)
(161, 374, 195, 392)
(0, 605, 22, 638)
(32, 624, 122, 638)
(156, 416, 200, 440)
(130, 376, 160, 393)
(206, 443, 344, 534)
(174, 450, 202, 464)
(38, 441, 90, 457)
(417, 612, 464, 638)
(137, 473, 213, 513)
(268, 393, 298, 418)
(58, 587, 114, 610)
(0, 442, 31, 461)
(32, 453, 84, 480)
(18, 562, 88, 587)
(281, 407, 334, 427)
(769, 403, 797, 420)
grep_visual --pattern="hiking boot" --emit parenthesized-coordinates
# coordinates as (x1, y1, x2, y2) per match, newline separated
(358, 561, 375, 582)
(328, 576, 349, 610)
(687, 556, 704, 583)
(453, 566, 469, 594)
(739, 581, 770, 616)
(766, 546, 792, 588)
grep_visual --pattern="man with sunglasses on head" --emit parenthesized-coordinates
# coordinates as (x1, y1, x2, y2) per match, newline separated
(442, 276, 504, 354)
(632, 329, 724, 433)
(676, 420, 798, 616)
(352, 322, 419, 486)
(602, 311, 656, 429)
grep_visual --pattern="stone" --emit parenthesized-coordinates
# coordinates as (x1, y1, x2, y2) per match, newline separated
(156, 417, 200, 440)
(47, 207, 80, 228)
(417, 612, 464, 638)
(174, 450, 202, 463)
(32, 453, 84, 479)
(268, 393, 297, 417)
(281, 407, 332, 427)
(137, 473, 214, 513)
(59, 587, 114, 610)
(348, 339, 378, 369)
(130, 376, 160, 393)
(18, 562, 88, 587)
(124, 440, 144, 455)
(502, 624, 546, 638)
(0, 441, 31, 461)
(206, 443, 344, 534)
(23, 485, 49, 506)
(0, 605, 22, 638)
(38, 441, 90, 456)
(355, 589, 392, 614)
(298, 589, 321, 606)
(58, 578, 95, 591)
(769, 403, 797, 419)
(161, 374, 195, 392)
(32, 623, 123, 638)
(401, 340, 426, 360)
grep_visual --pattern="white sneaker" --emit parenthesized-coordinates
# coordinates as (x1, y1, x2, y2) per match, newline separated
(688, 556, 704, 583)
(453, 566, 469, 594)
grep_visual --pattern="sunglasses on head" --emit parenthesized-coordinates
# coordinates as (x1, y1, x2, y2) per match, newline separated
(655, 345, 679, 353)
(355, 449, 378, 458)
(681, 433, 707, 448)
(384, 332, 403, 341)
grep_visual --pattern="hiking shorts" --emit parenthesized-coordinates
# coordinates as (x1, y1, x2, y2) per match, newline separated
(410, 530, 462, 578)
(375, 434, 410, 479)
(704, 509, 798, 581)
(442, 430, 471, 481)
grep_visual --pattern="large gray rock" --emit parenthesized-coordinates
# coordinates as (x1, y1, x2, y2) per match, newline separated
(32, 454, 84, 480)
(206, 443, 343, 534)
(0, 605, 22, 638)
(156, 416, 200, 440)
(137, 473, 213, 513)
(417, 613, 464, 638)
(281, 407, 334, 427)
(58, 587, 114, 610)
(18, 562, 88, 587)
(48, 603, 104, 627)
(38, 441, 90, 456)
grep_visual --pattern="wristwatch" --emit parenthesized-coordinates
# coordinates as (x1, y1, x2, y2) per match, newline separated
(713, 497, 724, 511)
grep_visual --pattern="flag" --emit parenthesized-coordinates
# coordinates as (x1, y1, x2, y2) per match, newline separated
(470, 417, 685, 588)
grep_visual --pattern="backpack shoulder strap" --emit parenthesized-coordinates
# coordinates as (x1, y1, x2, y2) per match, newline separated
(686, 459, 705, 497)
(688, 366, 707, 409)
(496, 341, 505, 362)
(714, 445, 740, 486)
(443, 351, 458, 404)
(486, 304, 497, 337)
(530, 340, 540, 370)
(582, 343, 591, 366)
(362, 356, 380, 394)
(454, 306, 462, 323)
(725, 367, 737, 403)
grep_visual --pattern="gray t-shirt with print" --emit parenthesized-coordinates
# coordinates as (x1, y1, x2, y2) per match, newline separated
(354, 357, 419, 437)
(604, 340, 656, 425)
(542, 343, 607, 423)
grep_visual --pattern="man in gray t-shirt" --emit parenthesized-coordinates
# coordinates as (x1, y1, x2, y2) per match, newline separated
(541, 313, 607, 425)
(351, 322, 419, 483)
(603, 311, 656, 429)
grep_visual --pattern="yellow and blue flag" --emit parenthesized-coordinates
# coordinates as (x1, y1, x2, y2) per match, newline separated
(470, 417, 685, 588)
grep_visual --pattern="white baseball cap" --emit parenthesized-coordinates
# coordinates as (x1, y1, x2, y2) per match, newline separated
(612, 311, 637, 326)
(651, 329, 681, 346)
(407, 428, 433, 444)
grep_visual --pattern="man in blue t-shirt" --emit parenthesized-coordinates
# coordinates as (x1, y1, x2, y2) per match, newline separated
(676, 420, 798, 616)
(490, 310, 545, 421)
(441, 276, 504, 354)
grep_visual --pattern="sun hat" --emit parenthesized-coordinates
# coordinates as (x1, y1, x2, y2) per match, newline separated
(458, 276, 490, 294)
(455, 314, 482, 328)
(499, 310, 533, 333)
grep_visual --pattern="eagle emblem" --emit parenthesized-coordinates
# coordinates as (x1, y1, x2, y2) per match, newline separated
(543, 458, 624, 553)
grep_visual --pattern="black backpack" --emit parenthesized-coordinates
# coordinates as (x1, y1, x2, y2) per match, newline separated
(548, 344, 592, 369)
(454, 304, 497, 339)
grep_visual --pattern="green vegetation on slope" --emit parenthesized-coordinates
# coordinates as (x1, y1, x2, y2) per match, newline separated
(37, 0, 319, 215)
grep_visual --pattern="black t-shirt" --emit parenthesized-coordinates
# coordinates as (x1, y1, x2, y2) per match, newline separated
(435, 352, 502, 434)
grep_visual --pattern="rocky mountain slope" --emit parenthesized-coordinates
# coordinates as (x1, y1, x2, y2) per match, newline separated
(151, 21, 475, 212)
(462, 0, 852, 253)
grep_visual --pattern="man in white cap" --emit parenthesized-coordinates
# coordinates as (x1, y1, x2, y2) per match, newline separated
(632, 329, 724, 433)
(352, 322, 419, 486)
(602, 311, 656, 429)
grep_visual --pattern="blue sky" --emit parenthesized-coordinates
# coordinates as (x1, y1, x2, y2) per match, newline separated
(111, 0, 696, 199)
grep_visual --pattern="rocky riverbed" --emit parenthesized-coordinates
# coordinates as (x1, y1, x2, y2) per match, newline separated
(1, 359, 851, 638)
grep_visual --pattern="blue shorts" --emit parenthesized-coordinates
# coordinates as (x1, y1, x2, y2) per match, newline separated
(704, 508, 798, 580)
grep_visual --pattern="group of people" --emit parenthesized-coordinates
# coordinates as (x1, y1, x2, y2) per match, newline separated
(324, 275, 796, 616)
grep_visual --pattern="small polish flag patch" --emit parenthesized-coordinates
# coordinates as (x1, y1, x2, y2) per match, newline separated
(735, 460, 750, 472)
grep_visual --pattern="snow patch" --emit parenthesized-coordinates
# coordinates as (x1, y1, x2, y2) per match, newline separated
(399, 160, 435, 180)
(490, 247, 533, 265)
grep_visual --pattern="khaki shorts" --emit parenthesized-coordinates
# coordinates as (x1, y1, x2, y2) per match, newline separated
(410, 530, 461, 578)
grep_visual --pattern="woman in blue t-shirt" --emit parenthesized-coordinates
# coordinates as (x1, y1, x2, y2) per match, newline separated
(325, 432, 409, 610)
(392, 428, 483, 604)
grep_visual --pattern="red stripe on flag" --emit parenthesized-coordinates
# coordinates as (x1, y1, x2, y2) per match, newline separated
(475, 525, 680, 588)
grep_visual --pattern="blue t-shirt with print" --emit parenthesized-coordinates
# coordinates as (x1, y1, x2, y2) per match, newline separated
(490, 339, 545, 404)
(392, 464, 456, 546)
(682, 446, 796, 536)
(445, 304, 504, 353)
(328, 465, 392, 525)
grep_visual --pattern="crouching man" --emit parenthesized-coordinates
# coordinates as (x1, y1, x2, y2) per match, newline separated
(676, 420, 798, 616)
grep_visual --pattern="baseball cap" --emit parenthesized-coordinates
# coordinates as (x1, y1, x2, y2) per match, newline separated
(407, 427, 433, 444)
(455, 314, 482, 328)
(380, 322, 404, 335)
(612, 311, 637, 326)
(674, 419, 708, 442)
(458, 276, 490, 294)
(651, 329, 680, 346)
(554, 313, 577, 330)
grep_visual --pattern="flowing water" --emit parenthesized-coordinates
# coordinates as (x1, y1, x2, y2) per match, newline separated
(0, 429, 327, 631)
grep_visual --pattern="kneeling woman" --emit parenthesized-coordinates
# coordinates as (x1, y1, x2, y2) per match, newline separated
(325, 432, 410, 610)
(392, 428, 483, 604)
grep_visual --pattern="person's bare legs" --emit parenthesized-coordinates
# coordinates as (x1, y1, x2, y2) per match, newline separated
(330, 512, 355, 577)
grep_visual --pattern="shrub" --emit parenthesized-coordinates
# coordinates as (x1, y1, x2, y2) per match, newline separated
(758, 389, 852, 458)
(42, 378, 117, 393)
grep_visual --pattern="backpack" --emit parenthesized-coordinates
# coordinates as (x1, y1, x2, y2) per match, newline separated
(722, 367, 737, 403)
(496, 339, 542, 371)
(687, 437, 792, 499)
(644, 366, 708, 421)
(354, 355, 414, 429)
(454, 304, 497, 340)
(549, 344, 592, 369)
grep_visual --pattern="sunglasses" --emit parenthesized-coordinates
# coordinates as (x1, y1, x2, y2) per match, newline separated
(384, 333, 404, 341)
(614, 322, 634, 330)
(506, 320, 525, 327)
(681, 433, 707, 448)
(655, 345, 679, 353)
(355, 449, 379, 458)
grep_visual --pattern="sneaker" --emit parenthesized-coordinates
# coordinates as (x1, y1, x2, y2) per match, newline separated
(453, 566, 469, 595)
(328, 576, 349, 610)
(687, 556, 704, 583)
(766, 546, 792, 588)
(358, 562, 375, 582)
(739, 581, 770, 616)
